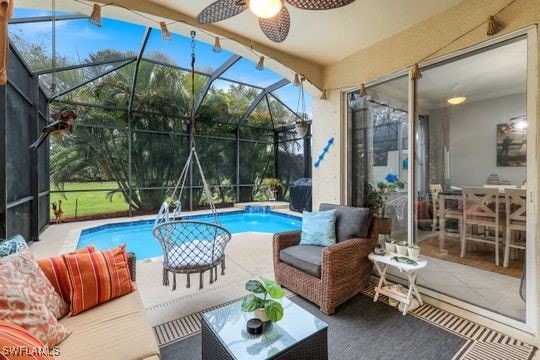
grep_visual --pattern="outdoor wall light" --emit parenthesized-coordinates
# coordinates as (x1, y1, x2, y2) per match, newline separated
(249, 0, 283, 19)
(447, 96, 466, 105)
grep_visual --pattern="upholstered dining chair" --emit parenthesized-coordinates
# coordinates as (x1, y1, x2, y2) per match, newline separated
(273, 203, 378, 315)
(462, 187, 504, 266)
(504, 188, 526, 268)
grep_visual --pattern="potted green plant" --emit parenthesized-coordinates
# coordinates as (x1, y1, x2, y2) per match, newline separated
(241, 277, 285, 323)
(408, 243, 421, 260)
(262, 178, 282, 201)
(396, 241, 408, 256)
(365, 181, 391, 234)
(384, 239, 397, 254)
(365, 178, 408, 235)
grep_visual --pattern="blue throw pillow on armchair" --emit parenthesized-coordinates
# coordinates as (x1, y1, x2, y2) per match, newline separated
(300, 209, 337, 247)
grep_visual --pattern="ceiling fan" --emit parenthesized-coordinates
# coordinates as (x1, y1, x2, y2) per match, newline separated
(196, 0, 355, 43)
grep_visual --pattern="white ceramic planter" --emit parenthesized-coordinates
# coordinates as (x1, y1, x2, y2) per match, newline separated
(254, 308, 269, 322)
(408, 247, 421, 260)
(396, 244, 408, 256)
(385, 242, 396, 254)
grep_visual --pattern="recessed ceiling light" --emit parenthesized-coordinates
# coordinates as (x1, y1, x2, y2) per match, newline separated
(448, 96, 466, 105)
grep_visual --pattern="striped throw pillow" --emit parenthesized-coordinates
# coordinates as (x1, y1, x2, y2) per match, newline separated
(37, 246, 95, 305)
(0, 321, 56, 360)
(64, 245, 136, 315)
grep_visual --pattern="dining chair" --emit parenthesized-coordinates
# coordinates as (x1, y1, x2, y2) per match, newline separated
(504, 188, 526, 268)
(437, 189, 463, 252)
(429, 184, 442, 234)
(462, 187, 503, 266)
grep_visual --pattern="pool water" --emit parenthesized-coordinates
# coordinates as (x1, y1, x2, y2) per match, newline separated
(77, 211, 301, 260)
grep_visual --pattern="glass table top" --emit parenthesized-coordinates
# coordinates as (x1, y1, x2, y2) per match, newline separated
(203, 297, 328, 360)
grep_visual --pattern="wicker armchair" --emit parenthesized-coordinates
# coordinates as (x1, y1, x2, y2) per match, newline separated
(273, 204, 379, 315)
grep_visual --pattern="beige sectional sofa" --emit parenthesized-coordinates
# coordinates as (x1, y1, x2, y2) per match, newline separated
(57, 290, 160, 360)
(52, 252, 159, 359)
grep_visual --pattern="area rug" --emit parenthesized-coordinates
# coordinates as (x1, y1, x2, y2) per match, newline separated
(153, 285, 535, 359)
(420, 235, 523, 278)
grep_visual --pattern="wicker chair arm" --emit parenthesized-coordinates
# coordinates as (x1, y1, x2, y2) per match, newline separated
(273, 230, 301, 250)
(127, 252, 136, 282)
(322, 237, 376, 262)
(273, 230, 301, 266)
(321, 237, 377, 281)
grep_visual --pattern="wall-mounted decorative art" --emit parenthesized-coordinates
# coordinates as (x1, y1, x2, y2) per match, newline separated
(496, 117, 527, 167)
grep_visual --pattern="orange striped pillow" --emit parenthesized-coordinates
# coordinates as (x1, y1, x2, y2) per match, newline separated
(64, 245, 136, 315)
(37, 246, 95, 304)
(0, 321, 56, 360)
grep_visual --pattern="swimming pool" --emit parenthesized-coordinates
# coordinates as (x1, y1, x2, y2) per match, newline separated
(77, 210, 301, 260)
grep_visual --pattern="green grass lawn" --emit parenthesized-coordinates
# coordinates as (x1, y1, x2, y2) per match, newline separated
(50, 182, 129, 219)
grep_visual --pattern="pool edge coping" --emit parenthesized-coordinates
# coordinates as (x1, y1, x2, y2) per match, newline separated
(62, 208, 301, 260)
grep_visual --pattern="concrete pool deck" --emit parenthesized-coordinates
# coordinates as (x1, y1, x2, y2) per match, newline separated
(30, 206, 298, 326)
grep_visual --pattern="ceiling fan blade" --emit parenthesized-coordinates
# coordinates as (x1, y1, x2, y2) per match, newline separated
(196, 0, 248, 24)
(259, 7, 290, 43)
(286, 0, 355, 10)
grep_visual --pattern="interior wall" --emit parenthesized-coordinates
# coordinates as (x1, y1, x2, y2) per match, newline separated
(429, 93, 527, 187)
(311, 0, 540, 344)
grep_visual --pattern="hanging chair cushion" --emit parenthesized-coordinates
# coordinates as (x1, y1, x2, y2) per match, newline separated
(166, 238, 226, 268)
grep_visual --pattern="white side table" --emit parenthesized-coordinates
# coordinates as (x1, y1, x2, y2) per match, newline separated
(368, 253, 427, 315)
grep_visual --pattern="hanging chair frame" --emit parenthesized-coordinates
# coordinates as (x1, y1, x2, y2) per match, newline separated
(154, 30, 220, 227)
(152, 31, 231, 291)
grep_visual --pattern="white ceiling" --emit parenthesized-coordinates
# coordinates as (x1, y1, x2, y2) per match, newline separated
(369, 38, 527, 111)
(153, 0, 464, 65)
(17, 0, 464, 66)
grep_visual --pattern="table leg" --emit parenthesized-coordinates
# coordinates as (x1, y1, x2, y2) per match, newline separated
(373, 262, 387, 303)
(402, 271, 420, 315)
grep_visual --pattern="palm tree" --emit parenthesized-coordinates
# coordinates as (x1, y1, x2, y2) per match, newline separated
(49, 50, 281, 211)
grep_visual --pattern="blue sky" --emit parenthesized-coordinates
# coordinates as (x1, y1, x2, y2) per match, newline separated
(12, 8, 312, 114)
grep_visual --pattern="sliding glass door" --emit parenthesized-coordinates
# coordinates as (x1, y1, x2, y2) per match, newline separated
(347, 30, 536, 331)
(347, 76, 409, 244)
(413, 36, 529, 324)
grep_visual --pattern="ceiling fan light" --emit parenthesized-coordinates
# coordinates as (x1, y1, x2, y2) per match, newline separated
(448, 96, 466, 105)
(249, 0, 283, 19)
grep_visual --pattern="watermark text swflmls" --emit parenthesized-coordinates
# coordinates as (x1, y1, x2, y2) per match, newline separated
(2, 346, 60, 357)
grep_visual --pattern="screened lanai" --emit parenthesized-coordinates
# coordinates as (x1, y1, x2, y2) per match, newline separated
(2, 8, 312, 238)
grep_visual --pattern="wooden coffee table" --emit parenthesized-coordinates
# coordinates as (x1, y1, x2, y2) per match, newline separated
(202, 297, 328, 359)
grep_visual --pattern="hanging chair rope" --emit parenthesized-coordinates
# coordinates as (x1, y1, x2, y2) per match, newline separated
(156, 30, 220, 226)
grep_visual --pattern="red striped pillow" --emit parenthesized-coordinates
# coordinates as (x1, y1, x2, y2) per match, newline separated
(37, 246, 95, 304)
(0, 321, 56, 360)
(64, 245, 136, 315)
